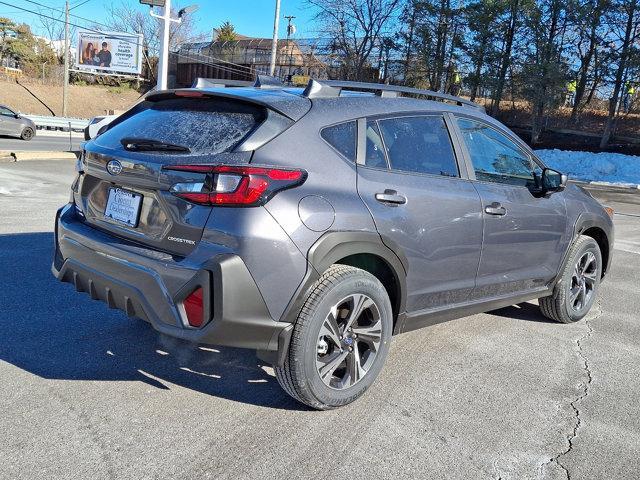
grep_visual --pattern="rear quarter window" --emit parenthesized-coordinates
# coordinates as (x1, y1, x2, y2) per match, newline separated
(321, 121, 357, 162)
(95, 97, 265, 155)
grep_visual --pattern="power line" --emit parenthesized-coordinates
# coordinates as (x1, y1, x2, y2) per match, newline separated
(70, 0, 93, 10)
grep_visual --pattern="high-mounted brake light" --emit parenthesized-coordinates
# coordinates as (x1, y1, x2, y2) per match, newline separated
(163, 165, 307, 207)
(174, 90, 205, 98)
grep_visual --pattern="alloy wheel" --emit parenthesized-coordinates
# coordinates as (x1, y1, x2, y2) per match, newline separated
(315, 293, 383, 390)
(569, 251, 598, 313)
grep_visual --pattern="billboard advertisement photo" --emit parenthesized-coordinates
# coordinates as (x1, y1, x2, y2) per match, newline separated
(77, 29, 143, 75)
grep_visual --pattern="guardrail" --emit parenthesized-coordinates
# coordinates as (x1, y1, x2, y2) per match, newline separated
(24, 114, 90, 132)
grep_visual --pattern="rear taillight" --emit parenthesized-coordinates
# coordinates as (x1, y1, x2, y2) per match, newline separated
(183, 287, 204, 327)
(163, 165, 307, 206)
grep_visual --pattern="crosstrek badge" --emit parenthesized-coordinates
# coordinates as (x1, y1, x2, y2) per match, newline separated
(167, 236, 196, 245)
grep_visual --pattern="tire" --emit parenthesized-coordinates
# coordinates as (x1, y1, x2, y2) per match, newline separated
(20, 127, 34, 141)
(275, 265, 393, 410)
(540, 235, 602, 323)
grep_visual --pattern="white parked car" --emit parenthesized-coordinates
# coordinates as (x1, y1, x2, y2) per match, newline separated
(84, 115, 117, 140)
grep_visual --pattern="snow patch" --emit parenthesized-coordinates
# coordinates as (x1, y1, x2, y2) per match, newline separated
(535, 149, 640, 186)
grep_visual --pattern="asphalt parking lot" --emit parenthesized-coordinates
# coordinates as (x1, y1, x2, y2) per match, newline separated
(1, 160, 639, 479)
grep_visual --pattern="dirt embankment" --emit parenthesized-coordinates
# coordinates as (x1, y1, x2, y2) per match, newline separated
(0, 78, 142, 118)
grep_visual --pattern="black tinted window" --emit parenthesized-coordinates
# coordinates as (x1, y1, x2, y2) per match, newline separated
(95, 97, 264, 155)
(456, 118, 540, 186)
(378, 116, 458, 177)
(321, 121, 356, 161)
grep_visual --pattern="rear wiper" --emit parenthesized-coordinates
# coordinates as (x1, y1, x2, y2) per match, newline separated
(121, 137, 190, 153)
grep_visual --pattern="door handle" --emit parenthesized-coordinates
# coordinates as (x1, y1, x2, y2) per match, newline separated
(375, 189, 407, 205)
(485, 202, 507, 216)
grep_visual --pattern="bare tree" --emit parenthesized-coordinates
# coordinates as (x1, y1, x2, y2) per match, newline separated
(36, 6, 65, 42)
(524, 0, 571, 143)
(600, 0, 639, 148)
(491, 0, 521, 115)
(309, 0, 401, 81)
(569, 0, 608, 123)
(101, 1, 205, 56)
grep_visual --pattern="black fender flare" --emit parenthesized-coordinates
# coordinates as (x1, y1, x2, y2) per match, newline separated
(279, 231, 408, 325)
(553, 211, 614, 286)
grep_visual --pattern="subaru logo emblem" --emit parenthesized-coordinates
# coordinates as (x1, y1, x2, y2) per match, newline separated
(106, 160, 122, 175)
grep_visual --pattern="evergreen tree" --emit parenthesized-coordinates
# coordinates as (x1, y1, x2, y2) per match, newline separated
(217, 21, 238, 42)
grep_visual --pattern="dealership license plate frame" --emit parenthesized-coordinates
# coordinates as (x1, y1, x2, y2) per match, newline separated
(104, 187, 143, 228)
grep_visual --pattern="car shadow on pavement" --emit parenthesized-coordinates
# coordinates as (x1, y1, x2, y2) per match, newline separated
(0, 232, 308, 411)
(489, 302, 556, 323)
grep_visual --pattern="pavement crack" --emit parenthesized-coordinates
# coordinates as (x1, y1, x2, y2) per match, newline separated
(540, 300, 600, 479)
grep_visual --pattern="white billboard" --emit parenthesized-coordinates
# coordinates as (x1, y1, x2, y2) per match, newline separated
(77, 29, 143, 75)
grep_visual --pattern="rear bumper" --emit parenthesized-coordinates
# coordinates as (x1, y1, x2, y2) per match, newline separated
(52, 204, 292, 356)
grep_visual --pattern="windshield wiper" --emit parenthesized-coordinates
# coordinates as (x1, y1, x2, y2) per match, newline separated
(121, 137, 190, 153)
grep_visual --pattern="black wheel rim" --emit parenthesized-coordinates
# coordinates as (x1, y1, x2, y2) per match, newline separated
(569, 251, 598, 313)
(315, 294, 383, 390)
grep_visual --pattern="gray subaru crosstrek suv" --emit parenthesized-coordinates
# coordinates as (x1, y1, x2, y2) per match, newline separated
(53, 78, 614, 409)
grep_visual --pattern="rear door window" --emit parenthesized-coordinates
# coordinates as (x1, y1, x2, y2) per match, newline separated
(95, 97, 265, 155)
(321, 121, 356, 162)
(377, 115, 459, 177)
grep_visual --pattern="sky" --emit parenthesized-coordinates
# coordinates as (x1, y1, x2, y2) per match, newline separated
(5, 0, 321, 42)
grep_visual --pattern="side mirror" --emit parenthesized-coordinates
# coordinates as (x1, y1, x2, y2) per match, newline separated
(542, 168, 568, 193)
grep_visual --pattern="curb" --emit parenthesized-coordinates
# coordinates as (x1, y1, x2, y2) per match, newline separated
(0, 152, 17, 163)
(0, 150, 78, 162)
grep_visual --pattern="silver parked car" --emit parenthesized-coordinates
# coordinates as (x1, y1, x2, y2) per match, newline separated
(0, 105, 36, 140)
(53, 78, 614, 409)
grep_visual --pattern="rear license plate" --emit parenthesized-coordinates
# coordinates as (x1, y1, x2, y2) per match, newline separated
(104, 187, 142, 227)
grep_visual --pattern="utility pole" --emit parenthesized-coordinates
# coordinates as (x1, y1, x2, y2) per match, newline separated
(269, 0, 281, 77)
(284, 15, 295, 79)
(62, 0, 69, 116)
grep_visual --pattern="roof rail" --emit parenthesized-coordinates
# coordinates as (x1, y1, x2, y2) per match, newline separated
(191, 77, 253, 88)
(254, 75, 284, 89)
(303, 79, 482, 110)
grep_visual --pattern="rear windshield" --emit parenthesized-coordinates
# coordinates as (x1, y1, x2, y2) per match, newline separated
(95, 97, 265, 154)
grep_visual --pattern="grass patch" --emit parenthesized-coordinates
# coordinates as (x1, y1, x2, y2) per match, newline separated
(106, 85, 132, 94)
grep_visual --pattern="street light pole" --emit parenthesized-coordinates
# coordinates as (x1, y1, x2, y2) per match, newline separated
(62, 0, 69, 116)
(156, 0, 171, 90)
(149, 1, 197, 90)
(269, 0, 281, 77)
